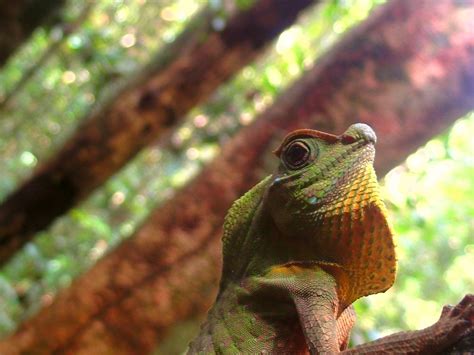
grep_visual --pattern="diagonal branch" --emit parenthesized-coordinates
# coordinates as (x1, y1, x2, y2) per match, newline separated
(0, 0, 318, 265)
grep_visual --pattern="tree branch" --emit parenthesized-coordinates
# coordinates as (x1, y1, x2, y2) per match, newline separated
(0, 0, 318, 265)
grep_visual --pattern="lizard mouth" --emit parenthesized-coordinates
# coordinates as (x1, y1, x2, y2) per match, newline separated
(271, 124, 377, 193)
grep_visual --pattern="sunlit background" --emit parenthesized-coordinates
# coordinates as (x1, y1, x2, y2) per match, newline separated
(0, 0, 472, 351)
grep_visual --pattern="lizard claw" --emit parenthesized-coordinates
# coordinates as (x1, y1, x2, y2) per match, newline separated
(439, 305, 454, 319)
(451, 294, 474, 318)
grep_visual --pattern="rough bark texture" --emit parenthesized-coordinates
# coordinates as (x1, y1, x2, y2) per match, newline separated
(2, 0, 473, 353)
(0, 0, 66, 68)
(0, 0, 316, 266)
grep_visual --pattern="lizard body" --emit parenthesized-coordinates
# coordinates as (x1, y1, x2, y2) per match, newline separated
(188, 124, 473, 354)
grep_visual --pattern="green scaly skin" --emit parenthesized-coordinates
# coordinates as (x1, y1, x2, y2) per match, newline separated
(188, 124, 474, 354)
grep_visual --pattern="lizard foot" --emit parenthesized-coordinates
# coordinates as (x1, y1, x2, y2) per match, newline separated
(431, 294, 474, 350)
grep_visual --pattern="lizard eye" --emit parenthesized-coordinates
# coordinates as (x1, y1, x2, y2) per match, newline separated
(282, 140, 313, 169)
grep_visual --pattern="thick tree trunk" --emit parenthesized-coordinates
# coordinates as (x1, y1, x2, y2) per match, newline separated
(0, 0, 66, 68)
(2, 0, 473, 354)
(0, 0, 317, 266)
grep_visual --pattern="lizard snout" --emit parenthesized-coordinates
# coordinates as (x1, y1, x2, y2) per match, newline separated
(341, 123, 377, 145)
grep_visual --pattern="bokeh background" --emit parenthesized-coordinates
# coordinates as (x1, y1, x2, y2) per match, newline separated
(0, 0, 472, 353)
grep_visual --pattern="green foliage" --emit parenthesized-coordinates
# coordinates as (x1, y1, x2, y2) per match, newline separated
(0, 0, 471, 351)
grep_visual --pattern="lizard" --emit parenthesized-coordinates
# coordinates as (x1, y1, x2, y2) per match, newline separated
(188, 123, 474, 354)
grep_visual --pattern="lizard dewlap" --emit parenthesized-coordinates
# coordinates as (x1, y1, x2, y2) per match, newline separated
(188, 124, 396, 353)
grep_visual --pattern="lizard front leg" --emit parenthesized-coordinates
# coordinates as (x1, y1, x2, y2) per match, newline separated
(337, 305, 356, 351)
(245, 265, 473, 354)
(244, 263, 346, 354)
(292, 279, 340, 354)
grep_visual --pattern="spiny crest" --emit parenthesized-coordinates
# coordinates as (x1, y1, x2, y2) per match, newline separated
(220, 176, 272, 288)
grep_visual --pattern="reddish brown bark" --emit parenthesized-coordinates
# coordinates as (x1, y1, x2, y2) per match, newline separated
(2, 0, 474, 353)
(0, 0, 317, 265)
(0, 0, 66, 68)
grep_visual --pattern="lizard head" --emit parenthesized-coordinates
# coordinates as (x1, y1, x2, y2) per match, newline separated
(268, 123, 396, 304)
